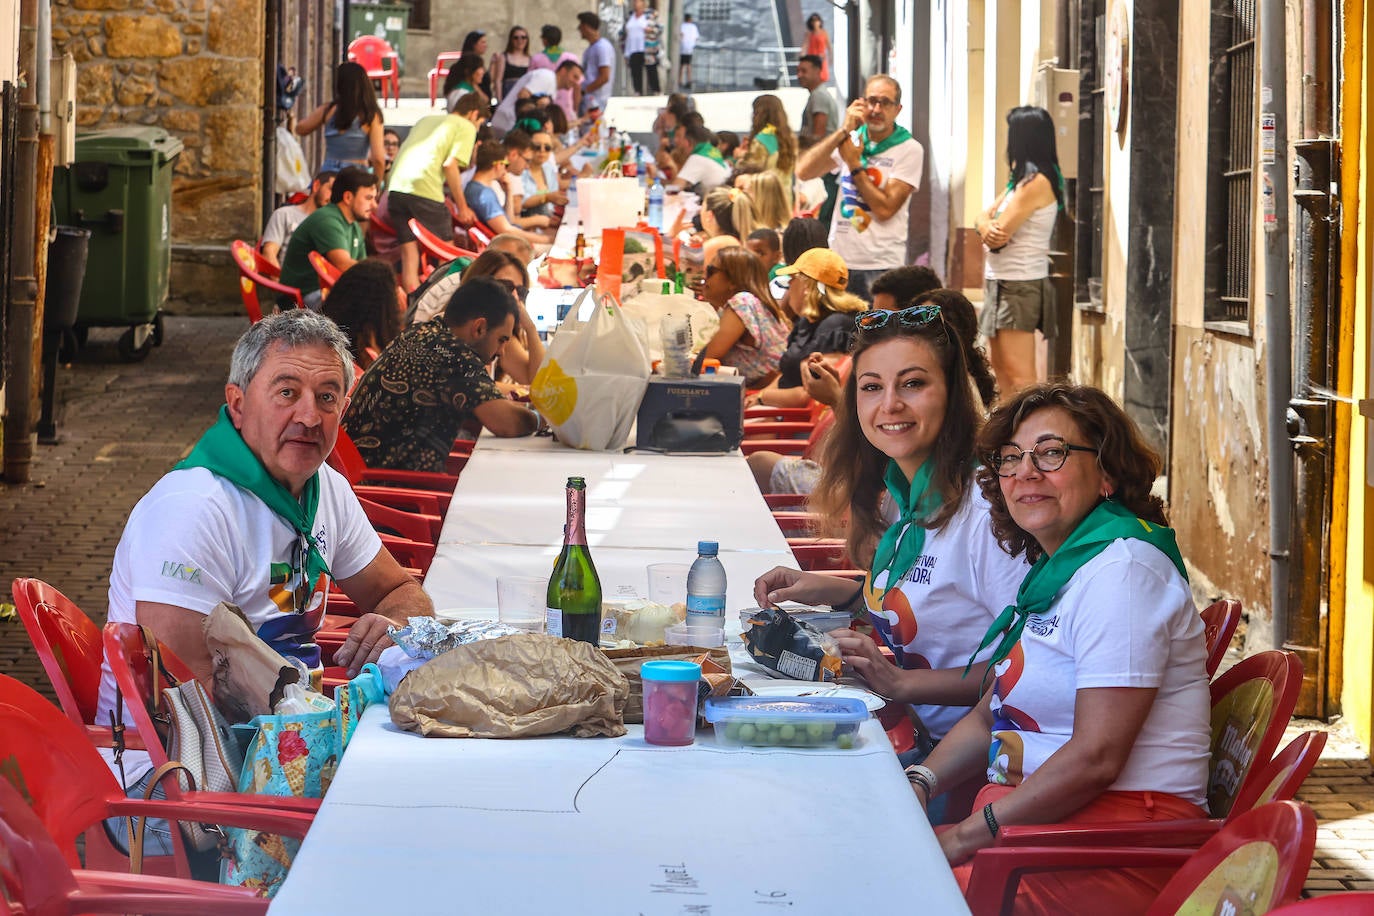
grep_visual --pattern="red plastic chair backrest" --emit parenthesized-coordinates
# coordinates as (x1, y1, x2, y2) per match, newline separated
(1230, 729, 1327, 816)
(347, 35, 396, 72)
(100, 623, 195, 774)
(801, 409, 838, 460)
(1207, 650, 1303, 818)
(0, 673, 127, 870)
(308, 249, 342, 291)
(468, 222, 494, 251)
(232, 239, 301, 321)
(1200, 598, 1242, 678)
(1146, 801, 1316, 916)
(325, 427, 367, 485)
(369, 212, 397, 238)
(10, 577, 103, 728)
(0, 776, 82, 911)
(357, 496, 438, 545)
(408, 218, 480, 263)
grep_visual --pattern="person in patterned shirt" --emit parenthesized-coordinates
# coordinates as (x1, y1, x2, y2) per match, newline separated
(342, 277, 539, 471)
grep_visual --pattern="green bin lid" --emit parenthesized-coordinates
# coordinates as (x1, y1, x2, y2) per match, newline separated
(74, 127, 184, 166)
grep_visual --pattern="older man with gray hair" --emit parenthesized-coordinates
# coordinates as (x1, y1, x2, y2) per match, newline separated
(94, 310, 432, 850)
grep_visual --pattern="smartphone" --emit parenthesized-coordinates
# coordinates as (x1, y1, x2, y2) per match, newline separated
(808, 365, 822, 379)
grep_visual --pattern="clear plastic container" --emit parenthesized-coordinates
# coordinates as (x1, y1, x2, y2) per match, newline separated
(641, 660, 701, 746)
(664, 623, 725, 648)
(703, 696, 868, 749)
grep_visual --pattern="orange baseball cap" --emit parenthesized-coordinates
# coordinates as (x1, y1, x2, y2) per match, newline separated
(776, 248, 849, 290)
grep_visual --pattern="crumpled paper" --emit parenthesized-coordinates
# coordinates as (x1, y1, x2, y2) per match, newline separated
(389, 633, 629, 738)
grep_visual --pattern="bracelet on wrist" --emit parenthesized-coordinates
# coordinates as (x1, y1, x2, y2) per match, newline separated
(982, 803, 1000, 838)
(904, 764, 939, 797)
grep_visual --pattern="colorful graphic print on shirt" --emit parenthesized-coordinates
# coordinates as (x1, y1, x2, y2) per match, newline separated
(988, 641, 1042, 785)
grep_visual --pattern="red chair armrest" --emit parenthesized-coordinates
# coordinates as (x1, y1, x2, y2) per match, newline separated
(995, 818, 1220, 849)
(744, 405, 815, 421)
(104, 795, 316, 837)
(353, 484, 450, 515)
(359, 467, 458, 491)
(742, 421, 817, 437)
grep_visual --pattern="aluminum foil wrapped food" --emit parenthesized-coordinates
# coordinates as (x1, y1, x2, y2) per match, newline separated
(388, 617, 522, 660)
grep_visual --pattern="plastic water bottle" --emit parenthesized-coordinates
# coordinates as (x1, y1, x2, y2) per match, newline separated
(647, 178, 665, 232)
(686, 540, 727, 628)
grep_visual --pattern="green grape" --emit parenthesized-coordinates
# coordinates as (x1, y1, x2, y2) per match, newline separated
(778, 723, 796, 742)
(737, 722, 756, 742)
(806, 722, 825, 740)
(836, 731, 855, 749)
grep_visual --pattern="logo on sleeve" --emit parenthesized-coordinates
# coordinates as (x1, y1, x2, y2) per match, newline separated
(160, 561, 203, 585)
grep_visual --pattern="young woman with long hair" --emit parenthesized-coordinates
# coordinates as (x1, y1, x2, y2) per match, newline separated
(975, 105, 1065, 396)
(697, 248, 791, 387)
(491, 25, 532, 101)
(742, 94, 798, 209)
(754, 302, 1027, 812)
(745, 170, 792, 230)
(295, 62, 386, 179)
(698, 186, 757, 266)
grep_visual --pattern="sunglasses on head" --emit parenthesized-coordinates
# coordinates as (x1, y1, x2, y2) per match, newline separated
(854, 303, 943, 332)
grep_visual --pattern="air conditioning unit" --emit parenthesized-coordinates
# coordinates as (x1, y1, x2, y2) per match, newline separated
(1035, 64, 1079, 180)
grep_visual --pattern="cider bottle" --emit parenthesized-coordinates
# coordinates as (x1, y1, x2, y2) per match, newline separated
(546, 477, 602, 644)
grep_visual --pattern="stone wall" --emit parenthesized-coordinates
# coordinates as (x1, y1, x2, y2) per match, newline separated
(51, 0, 265, 307)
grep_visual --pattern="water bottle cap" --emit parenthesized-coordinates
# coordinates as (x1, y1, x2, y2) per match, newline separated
(697, 540, 718, 556)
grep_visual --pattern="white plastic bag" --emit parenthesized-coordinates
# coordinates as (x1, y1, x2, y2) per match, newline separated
(577, 176, 644, 237)
(275, 124, 311, 195)
(530, 288, 651, 450)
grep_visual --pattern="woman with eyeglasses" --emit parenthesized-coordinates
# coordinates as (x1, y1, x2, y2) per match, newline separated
(745, 248, 865, 409)
(521, 131, 570, 219)
(697, 248, 791, 387)
(491, 26, 532, 102)
(916, 383, 1210, 914)
(753, 301, 1028, 802)
(976, 106, 1065, 397)
(455, 248, 544, 388)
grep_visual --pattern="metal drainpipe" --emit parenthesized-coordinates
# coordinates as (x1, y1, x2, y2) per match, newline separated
(262, 0, 279, 227)
(1258, 0, 1294, 651)
(3, 0, 40, 483)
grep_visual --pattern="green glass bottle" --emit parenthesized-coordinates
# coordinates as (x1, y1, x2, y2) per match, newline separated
(546, 477, 602, 645)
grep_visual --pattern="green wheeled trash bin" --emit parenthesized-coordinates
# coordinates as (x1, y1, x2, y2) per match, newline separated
(52, 127, 183, 361)
(349, 3, 411, 73)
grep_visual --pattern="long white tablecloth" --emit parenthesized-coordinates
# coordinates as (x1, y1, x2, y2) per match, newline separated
(269, 707, 969, 915)
(425, 435, 796, 612)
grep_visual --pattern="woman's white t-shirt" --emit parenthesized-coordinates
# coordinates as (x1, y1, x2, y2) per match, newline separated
(987, 538, 1211, 809)
(863, 487, 1028, 740)
(624, 13, 649, 56)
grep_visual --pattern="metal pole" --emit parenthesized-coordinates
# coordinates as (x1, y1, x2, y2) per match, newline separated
(1258, 0, 1293, 650)
(4, 0, 41, 483)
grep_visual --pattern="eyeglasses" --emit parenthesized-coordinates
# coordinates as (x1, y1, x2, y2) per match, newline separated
(514, 33, 529, 40)
(494, 278, 529, 302)
(532, 144, 555, 151)
(989, 437, 1099, 477)
(704, 265, 721, 279)
(854, 303, 942, 332)
(864, 96, 899, 109)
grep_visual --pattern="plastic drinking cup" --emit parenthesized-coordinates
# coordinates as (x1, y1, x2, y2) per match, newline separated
(497, 576, 548, 633)
(646, 563, 690, 607)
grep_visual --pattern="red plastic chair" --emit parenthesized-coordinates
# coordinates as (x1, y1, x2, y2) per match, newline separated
(0, 673, 312, 883)
(964, 800, 1316, 916)
(0, 778, 271, 915)
(347, 36, 400, 106)
(1201, 597, 1242, 678)
(11, 577, 150, 752)
(369, 211, 398, 239)
(1271, 893, 1374, 913)
(467, 221, 495, 251)
(358, 495, 442, 544)
(992, 652, 1306, 854)
(326, 428, 459, 515)
(231, 239, 303, 321)
(428, 50, 463, 105)
(308, 249, 342, 293)
(408, 217, 481, 266)
(742, 409, 837, 459)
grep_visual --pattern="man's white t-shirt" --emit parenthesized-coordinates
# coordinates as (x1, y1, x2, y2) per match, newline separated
(491, 69, 558, 136)
(95, 464, 381, 782)
(680, 22, 699, 55)
(987, 538, 1211, 809)
(828, 135, 924, 270)
(261, 204, 310, 253)
(863, 487, 1028, 740)
(676, 152, 729, 193)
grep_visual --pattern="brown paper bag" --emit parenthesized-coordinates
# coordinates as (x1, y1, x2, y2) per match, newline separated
(389, 634, 629, 738)
(603, 644, 732, 724)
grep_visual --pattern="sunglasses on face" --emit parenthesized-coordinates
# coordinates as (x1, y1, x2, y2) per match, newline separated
(989, 437, 1100, 477)
(494, 278, 529, 302)
(532, 144, 554, 151)
(854, 303, 942, 332)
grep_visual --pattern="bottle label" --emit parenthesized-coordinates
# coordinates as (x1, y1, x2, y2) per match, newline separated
(685, 595, 725, 628)
(546, 606, 562, 638)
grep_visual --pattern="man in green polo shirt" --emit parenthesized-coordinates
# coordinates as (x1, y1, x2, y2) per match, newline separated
(387, 92, 487, 292)
(279, 166, 380, 308)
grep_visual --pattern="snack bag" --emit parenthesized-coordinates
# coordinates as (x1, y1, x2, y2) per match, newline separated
(741, 607, 843, 682)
